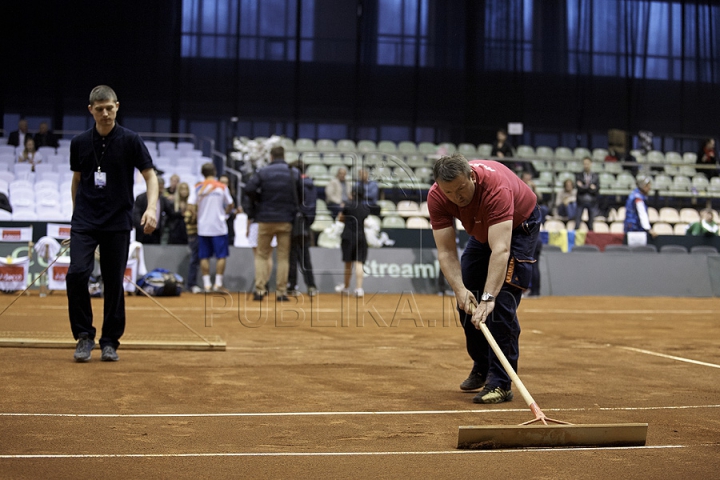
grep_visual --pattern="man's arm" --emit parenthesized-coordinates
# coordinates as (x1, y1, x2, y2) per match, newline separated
(140, 168, 159, 234)
(71, 172, 81, 210)
(472, 219, 512, 327)
(433, 226, 475, 313)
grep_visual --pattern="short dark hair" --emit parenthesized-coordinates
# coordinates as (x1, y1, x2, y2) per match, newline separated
(270, 146, 285, 159)
(89, 85, 118, 105)
(201, 162, 217, 178)
(432, 153, 472, 183)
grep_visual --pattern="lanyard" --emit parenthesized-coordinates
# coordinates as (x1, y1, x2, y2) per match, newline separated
(91, 128, 113, 173)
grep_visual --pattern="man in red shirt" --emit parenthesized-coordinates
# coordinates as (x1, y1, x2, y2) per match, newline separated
(428, 154, 540, 404)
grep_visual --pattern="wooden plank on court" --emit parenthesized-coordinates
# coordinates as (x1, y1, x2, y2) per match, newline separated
(0, 331, 226, 351)
(458, 423, 648, 449)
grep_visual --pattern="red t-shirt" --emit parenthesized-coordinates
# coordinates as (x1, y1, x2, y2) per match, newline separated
(428, 160, 537, 243)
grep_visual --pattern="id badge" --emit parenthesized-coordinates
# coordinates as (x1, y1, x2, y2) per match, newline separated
(94, 171, 107, 188)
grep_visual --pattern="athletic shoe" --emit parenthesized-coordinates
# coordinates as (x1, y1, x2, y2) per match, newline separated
(307, 286, 318, 297)
(253, 292, 264, 301)
(190, 286, 203, 294)
(212, 285, 229, 294)
(354, 288, 364, 297)
(276, 295, 289, 302)
(335, 284, 349, 295)
(101, 345, 119, 362)
(460, 370, 486, 391)
(288, 289, 301, 297)
(473, 385, 514, 404)
(73, 333, 95, 362)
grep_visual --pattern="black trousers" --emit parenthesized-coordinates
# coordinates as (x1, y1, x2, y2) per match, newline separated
(66, 230, 130, 349)
(288, 231, 316, 289)
(458, 206, 541, 390)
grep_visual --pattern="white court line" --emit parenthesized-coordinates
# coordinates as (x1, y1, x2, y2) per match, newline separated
(619, 346, 720, 369)
(0, 445, 690, 459)
(522, 309, 717, 315)
(1, 404, 718, 418)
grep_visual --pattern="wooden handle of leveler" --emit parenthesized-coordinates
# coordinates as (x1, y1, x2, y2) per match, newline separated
(478, 322, 538, 411)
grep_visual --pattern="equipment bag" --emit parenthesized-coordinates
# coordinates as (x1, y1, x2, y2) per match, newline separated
(136, 268, 184, 296)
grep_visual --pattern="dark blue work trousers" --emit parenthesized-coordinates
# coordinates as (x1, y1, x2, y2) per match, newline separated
(459, 206, 541, 390)
(66, 230, 130, 349)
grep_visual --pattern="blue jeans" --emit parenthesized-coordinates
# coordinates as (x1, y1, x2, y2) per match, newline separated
(458, 206, 541, 390)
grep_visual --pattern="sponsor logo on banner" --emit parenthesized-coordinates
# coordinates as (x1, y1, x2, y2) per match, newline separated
(46, 223, 71, 239)
(52, 265, 69, 281)
(2, 230, 22, 241)
(0, 265, 24, 282)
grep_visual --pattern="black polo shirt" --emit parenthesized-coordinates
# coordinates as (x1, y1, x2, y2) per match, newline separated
(70, 124, 154, 231)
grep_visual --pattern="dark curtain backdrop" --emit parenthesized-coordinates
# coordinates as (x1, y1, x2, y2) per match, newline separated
(1, 0, 719, 149)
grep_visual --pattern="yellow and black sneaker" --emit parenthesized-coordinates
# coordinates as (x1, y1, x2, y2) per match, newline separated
(473, 385, 514, 404)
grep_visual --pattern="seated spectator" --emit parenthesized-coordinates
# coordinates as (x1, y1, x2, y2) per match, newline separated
(17, 136, 43, 171)
(6, 118, 29, 147)
(686, 208, 718, 237)
(553, 178, 577, 220)
(697, 138, 718, 178)
(34, 121, 59, 148)
(492, 129, 532, 175)
(490, 128, 514, 159)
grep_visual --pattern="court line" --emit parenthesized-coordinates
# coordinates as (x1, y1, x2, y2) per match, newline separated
(522, 309, 717, 315)
(1, 404, 718, 418)
(0, 445, 691, 459)
(618, 346, 720, 369)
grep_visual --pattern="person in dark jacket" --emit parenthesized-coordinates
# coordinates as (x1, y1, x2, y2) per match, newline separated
(244, 146, 302, 301)
(287, 160, 318, 297)
(133, 176, 174, 244)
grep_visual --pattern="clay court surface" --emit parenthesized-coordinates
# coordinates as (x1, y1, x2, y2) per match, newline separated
(0, 292, 719, 479)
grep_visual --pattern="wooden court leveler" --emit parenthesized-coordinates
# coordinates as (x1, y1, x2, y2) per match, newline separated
(457, 321, 648, 449)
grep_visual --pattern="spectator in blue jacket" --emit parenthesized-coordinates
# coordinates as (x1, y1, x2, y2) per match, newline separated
(244, 146, 302, 301)
(356, 168, 379, 205)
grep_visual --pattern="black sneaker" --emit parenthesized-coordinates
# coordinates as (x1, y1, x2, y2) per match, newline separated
(253, 292, 264, 301)
(101, 345, 119, 362)
(276, 295, 290, 302)
(73, 333, 95, 362)
(473, 385, 514, 404)
(460, 370, 486, 391)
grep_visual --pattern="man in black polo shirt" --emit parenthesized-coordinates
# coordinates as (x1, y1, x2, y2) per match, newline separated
(67, 85, 159, 362)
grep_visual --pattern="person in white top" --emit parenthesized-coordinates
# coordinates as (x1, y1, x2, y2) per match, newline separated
(188, 162, 234, 292)
(17, 136, 43, 171)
